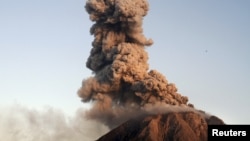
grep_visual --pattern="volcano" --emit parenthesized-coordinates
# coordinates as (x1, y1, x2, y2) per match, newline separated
(96, 111, 224, 141)
(78, 0, 225, 140)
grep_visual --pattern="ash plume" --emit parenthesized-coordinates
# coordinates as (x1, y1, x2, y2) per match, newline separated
(78, 0, 192, 128)
(0, 105, 108, 141)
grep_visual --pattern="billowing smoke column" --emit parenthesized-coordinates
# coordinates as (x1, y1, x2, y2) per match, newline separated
(78, 0, 191, 128)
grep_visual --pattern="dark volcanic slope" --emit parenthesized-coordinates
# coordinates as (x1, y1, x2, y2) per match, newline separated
(96, 111, 224, 141)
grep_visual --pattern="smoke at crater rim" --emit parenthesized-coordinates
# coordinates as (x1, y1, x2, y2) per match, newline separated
(78, 0, 192, 128)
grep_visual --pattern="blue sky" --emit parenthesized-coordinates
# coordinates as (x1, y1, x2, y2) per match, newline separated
(0, 0, 249, 124)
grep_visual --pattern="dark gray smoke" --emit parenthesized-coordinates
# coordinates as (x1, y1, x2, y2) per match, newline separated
(78, 0, 192, 128)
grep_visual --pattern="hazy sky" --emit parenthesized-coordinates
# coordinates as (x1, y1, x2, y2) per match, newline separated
(0, 0, 249, 124)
